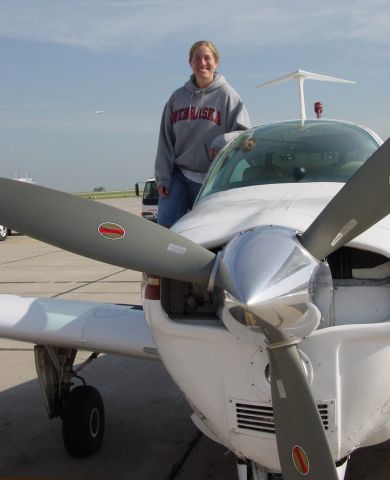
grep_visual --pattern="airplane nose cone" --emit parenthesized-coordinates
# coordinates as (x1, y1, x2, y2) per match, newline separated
(217, 226, 327, 338)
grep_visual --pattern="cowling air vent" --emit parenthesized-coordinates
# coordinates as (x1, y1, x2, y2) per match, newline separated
(232, 400, 333, 436)
(236, 402, 275, 434)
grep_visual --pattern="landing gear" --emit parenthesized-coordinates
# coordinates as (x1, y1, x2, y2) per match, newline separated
(34, 345, 104, 457)
(62, 385, 105, 457)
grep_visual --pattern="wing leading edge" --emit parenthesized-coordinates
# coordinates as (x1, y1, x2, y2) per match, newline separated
(0, 295, 159, 360)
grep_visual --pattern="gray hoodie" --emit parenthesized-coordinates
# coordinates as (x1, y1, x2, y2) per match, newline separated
(155, 74, 251, 189)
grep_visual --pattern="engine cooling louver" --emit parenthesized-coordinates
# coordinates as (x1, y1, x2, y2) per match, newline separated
(234, 401, 331, 435)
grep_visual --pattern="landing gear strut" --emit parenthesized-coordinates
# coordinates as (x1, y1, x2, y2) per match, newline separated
(34, 345, 104, 457)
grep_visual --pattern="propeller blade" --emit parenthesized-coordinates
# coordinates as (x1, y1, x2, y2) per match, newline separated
(0, 178, 215, 283)
(268, 330, 338, 479)
(216, 227, 338, 477)
(300, 137, 390, 260)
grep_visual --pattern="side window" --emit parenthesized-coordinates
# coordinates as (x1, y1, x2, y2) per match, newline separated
(151, 181, 158, 198)
(143, 181, 158, 200)
(229, 159, 250, 183)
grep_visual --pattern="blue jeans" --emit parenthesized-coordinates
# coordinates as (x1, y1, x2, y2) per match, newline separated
(157, 168, 202, 227)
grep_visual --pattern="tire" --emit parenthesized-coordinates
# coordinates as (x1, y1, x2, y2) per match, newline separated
(62, 385, 105, 457)
(0, 225, 7, 241)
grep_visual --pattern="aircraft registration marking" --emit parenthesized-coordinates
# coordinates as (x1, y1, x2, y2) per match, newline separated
(292, 445, 310, 475)
(167, 243, 186, 255)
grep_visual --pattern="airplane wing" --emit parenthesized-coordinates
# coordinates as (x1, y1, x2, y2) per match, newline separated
(0, 294, 159, 360)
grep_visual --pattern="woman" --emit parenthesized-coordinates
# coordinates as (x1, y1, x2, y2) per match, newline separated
(154, 40, 251, 227)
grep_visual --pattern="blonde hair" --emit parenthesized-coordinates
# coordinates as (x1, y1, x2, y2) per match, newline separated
(189, 41, 220, 63)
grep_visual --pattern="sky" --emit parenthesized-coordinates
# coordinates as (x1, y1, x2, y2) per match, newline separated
(1, 0, 390, 192)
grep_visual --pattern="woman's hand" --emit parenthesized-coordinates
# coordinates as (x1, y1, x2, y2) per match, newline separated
(158, 185, 169, 198)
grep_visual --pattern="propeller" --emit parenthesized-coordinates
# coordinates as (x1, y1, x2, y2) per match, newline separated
(218, 137, 390, 479)
(219, 227, 339, 479)
(0, 178, 215, 283)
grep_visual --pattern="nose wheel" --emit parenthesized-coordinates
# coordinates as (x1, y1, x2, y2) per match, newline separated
(62, 385, 105, 457)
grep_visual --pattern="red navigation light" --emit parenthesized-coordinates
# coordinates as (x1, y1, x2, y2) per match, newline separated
(143, 273, 161, 300)
(314, 101, 323, 118)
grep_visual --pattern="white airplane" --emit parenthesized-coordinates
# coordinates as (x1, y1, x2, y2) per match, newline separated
(1, 71, 390, 480)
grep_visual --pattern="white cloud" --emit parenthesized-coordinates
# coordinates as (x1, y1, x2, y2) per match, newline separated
(0, 0, 389, 52)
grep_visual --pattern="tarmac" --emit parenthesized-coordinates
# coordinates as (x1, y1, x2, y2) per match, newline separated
(0, 196, 389, 480)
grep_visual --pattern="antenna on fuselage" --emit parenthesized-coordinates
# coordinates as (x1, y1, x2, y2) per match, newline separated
(255, 69, 355, 124)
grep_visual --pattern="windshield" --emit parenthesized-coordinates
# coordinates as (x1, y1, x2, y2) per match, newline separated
(198, 120, 380, 200)
(143, 180, 158, 201)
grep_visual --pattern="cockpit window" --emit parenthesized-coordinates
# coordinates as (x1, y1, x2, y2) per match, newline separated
(198, 120, 380, 199)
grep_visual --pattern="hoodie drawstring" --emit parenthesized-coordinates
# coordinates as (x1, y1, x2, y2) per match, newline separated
(188, 88, 205, 124)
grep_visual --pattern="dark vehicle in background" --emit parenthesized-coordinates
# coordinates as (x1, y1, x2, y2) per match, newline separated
(135, 178, 159, 222)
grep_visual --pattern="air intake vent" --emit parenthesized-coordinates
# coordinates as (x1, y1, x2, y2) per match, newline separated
(233, 401, 332, 435)
(236, 402, 275, 434)
(317, 403, 330, 430)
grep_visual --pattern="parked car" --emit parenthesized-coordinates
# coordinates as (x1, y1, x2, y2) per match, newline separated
(135, 178, 159, 222)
